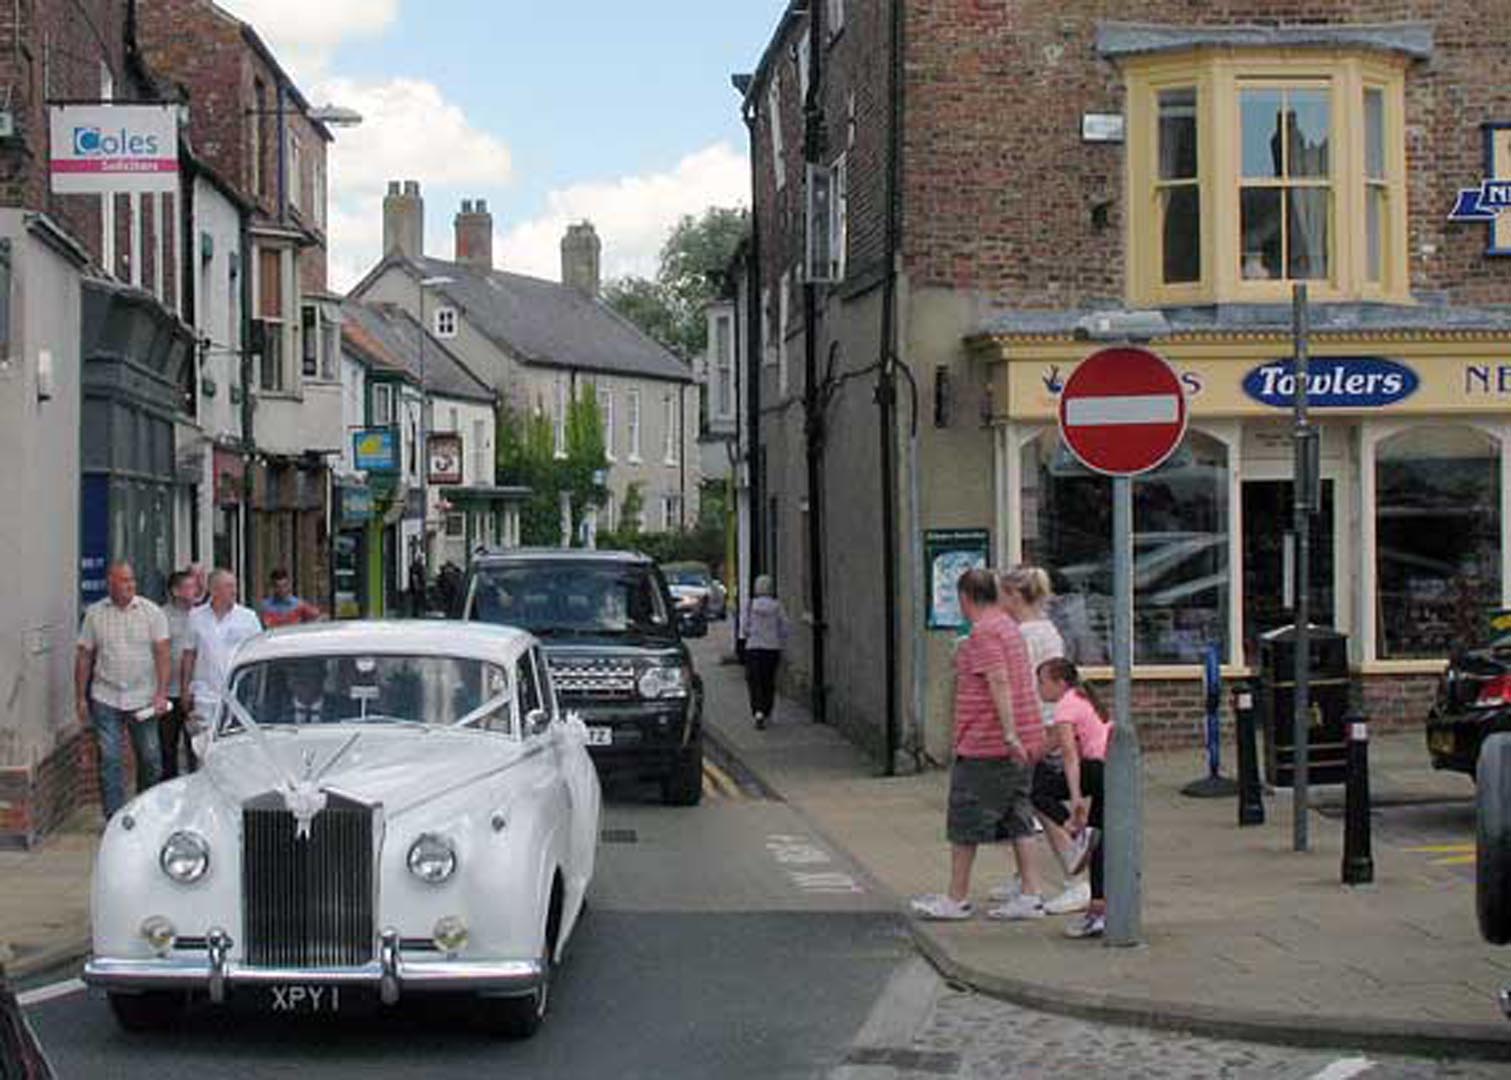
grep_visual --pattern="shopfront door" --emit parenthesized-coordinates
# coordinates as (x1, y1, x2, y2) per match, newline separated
(1242, 479, 1335, 664)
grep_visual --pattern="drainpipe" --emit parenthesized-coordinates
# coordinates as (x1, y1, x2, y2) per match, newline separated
(877, 0, 905, 775)
(239, 209, 255, 586)
(802, 0, 828, 724)
(740, 98, 764, 625)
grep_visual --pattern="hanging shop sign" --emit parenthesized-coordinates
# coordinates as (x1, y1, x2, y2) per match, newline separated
(49, 104, 180, 195)
(1242, 357, 1419, 409)
(353, 428, 398, 473)
(427, 432, 463, 485)
(923, 528, 991, 631)
(340, 484, 374, 523)
(1448, 123, 1511, 256)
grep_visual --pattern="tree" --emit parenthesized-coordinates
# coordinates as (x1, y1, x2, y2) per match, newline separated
(496, 387, 608, 546)
(604, 206, 750, 361)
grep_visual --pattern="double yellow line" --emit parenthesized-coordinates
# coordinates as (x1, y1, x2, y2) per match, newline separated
(1405, 842, 1475, 866)
(702, 759, 742, 800)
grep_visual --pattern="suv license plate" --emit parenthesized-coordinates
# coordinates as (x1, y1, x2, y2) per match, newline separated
(266, 984, 343, 1014)
(586, 726, 612, 746)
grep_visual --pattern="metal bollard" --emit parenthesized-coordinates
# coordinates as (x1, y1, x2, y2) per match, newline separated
(1342, 713, 1374, 885)
(1234, 684, 1265, 826)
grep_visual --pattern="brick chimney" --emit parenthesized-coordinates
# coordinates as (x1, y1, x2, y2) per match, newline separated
(454, 198, 494, 271)
(561, 221, 601, 295)
(383, 179, 424, 258)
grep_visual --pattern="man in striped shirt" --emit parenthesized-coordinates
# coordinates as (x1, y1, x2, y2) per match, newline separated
(75, 562, 171, 820)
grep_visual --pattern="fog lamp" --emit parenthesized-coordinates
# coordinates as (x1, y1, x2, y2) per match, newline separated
(140, 915, 177, 956)
(432, 916, 469, 955)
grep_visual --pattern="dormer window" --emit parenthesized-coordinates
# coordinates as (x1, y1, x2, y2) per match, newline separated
(434, 306, 458, 338)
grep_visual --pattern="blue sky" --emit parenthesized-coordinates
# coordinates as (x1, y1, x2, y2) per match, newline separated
(222, 0, 784, 288)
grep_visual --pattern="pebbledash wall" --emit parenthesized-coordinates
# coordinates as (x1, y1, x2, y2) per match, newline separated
(741, 2, 1511, 765)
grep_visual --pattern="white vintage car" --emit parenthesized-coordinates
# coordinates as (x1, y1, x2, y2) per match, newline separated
(83, 620, 601, 1038)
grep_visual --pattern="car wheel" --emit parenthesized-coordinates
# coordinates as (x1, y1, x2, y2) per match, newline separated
(485, 947, 551, 1039)
(107, 991, 185, 1031)
(662, 738, 703, 806)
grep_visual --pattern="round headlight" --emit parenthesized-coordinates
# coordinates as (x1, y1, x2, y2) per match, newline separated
(638, 665, 690, 699)
(407, 834, 457, 884)
(159, 830, 210, 883)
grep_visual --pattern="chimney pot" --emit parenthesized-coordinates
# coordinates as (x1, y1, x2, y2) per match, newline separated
(404, 180, 419, 196)
(455, 198, 494, 271)
(383, 180, 424, 258)
(561, 222, 602, 296)
(387, 180, 400, 196)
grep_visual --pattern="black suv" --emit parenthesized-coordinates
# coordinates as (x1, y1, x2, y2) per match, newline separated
(461, 548, 704, 805)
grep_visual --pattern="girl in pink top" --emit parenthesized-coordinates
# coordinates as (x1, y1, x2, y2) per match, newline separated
(1035, 658, 1112, 938)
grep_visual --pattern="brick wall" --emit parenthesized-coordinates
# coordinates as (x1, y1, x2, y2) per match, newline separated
(899, 0, 1511, 308)
(0, 731, 98, 849)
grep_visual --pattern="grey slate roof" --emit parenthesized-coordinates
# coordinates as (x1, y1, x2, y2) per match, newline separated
(340, 299, 495, 404)
(974, 302, 1511, 341)
(412, 255, 693, 384)
(1096, 21, 1434, 61)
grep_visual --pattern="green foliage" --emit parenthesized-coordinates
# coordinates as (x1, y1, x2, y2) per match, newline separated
(618, 481, 645, 537)
(496, 387, 608, 546)
(597, 520, 725, 571)
(604, 206, 750, 361)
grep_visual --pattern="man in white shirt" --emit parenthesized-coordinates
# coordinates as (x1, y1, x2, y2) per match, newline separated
(181, 569, 263, 731)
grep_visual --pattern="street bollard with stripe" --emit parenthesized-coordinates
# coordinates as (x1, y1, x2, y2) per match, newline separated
(1342, 713, 1374, 886)
(1234, 683, 1265, 827)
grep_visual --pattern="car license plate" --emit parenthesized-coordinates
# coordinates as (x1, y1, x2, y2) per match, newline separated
(586, 725, 612, 746)
(265, 984, 343, 1014)
(1429, 730, 1456, 756)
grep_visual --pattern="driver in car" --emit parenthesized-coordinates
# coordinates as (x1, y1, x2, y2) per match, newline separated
(282, 662, 350, 725)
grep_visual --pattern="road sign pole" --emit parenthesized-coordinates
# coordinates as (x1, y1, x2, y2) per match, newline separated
(1293, 283, 1312, 853)
(1105, 473, 1143, 946)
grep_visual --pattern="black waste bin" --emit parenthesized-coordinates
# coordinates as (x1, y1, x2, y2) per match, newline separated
(1257, 624, 1351, 786)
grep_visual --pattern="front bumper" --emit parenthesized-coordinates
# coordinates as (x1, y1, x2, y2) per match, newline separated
(84, 930, 542, 1004)
(568, 700, 698, 773)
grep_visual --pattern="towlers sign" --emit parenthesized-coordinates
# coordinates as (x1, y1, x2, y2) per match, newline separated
(1242, 357, 1419, 409)
(49, 105, 179, 195)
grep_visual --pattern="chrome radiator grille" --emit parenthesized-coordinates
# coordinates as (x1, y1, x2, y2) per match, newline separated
(242, 792, 375, 968)
(550, 658, 637, 700)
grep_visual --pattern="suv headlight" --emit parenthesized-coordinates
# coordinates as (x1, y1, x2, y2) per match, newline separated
(159, 830, 210, 883)
(407, 834, 458, 884)
(638, 663, 691, 699)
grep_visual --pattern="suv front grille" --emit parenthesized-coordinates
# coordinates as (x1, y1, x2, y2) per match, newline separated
(550, 658, 637, 700)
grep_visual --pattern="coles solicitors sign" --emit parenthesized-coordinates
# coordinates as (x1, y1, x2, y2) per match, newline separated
(49, 104, 179, 195)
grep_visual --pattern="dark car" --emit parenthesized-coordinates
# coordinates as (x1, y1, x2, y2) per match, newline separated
(1428, 619, 1511, 777)
(461, 548, 704, 805)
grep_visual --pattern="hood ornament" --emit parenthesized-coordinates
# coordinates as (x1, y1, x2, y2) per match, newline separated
(285, 780, 327, 841)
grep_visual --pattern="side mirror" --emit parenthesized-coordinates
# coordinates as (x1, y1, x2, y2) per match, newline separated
(525, 708, 551, 736)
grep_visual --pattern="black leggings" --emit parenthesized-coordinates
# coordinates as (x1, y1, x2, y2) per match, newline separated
(745, 648, 780, 716)
(1030, 757, 1105, 900)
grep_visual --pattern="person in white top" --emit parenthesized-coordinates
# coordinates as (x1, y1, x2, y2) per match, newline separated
(994, 565, 1091, 917)
(738, 575, 790, 730)
(181, 569, 263, 730)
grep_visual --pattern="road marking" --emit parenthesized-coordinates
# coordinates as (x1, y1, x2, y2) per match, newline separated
(765, 834, 865, 894)
(1429, 854, 1476, 866)
(1307, 1056, 1374, 1080)
(704, 759, 739, 798)
(17, 977, 86, 1007)
(1405, 843, 1474, 854)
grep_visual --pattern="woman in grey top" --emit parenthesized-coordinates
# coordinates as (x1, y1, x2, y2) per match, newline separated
(739, 575, 790, 730)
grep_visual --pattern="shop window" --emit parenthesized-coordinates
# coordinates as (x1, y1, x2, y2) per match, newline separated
(1022, 429, 1230, 665)
(1376, 426, 1502, 659)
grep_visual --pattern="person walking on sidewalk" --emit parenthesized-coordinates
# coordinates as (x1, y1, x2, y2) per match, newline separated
(159, 570, 200, 779)
(75, 562, 171, 820)
(740, 574, 789, 730)
(259, 567, 323, 628)
(1035, 658, 1111, 939)
(910, 568, 1047, 921)
(997, 565, 1089, 916)
(181, 569, 263, 733)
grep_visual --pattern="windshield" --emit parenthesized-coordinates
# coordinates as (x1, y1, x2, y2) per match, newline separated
(469, 563, 672, 636)
(664, 567, 708, 587)
(224, 654, 511, 731)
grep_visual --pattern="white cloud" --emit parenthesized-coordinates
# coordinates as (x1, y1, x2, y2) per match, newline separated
(497, 142, 750, 283)
(313, 76, 514, 291)
(215, 0, 399, 81)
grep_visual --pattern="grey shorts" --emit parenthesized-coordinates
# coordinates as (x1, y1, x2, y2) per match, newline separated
(947, 756, 1036, 845)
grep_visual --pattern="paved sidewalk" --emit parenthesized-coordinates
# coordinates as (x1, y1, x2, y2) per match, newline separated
(0, 810, 96, 982)
(691, 632, 1511, 1059)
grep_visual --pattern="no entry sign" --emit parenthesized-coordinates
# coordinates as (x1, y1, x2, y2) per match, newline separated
(1058, 345, 1188, 476)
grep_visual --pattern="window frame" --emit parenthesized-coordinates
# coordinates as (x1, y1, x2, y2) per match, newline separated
(627, 388, 642, 462)
(662, 392, 678, 465)
(553, 375, 568, 460)
(600, 384, 615, 461)
(434, 305, 458, 339)
(371, 382, 394, 428)
(1124, 52, 1409, 307)
(768, 75, 786, 191)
